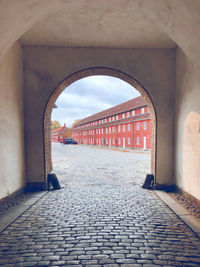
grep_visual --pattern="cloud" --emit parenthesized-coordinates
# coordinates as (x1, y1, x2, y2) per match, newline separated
(51, 76, 140, 127)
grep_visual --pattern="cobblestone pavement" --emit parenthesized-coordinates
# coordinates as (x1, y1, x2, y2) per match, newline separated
(0, 143, 200, 266)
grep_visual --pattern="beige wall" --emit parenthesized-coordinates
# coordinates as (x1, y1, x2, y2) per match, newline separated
(175, 48, 200, 200)
(0, 42, 25, 199)
(23, 46, 175, 186)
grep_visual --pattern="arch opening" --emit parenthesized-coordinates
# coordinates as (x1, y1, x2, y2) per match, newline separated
(44, 67, 157, 188)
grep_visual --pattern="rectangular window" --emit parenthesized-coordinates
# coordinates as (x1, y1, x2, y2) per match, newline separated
(102, 128, 103, 134)
(118, 138, 121, 145)
(112, 126, 115, 133)
(128, 124, 130, 131)
(106, 128, 108, 134)
(143, 121, 147, 130)
(137, 136, 140, 145)
(132, 110, 135, 116)
(141, 107, 145, 114)
(118, 125, 121, 132)
(99, 129, 101, 134)
(123, 125, 125, 132)
(127, 112, 130, 117)
(102, 138, 103, 144)
(112, 116, 115, 121)
(136, 122, 140, 130)
(128, 137, 130, 145)
(122, 113, 125, 119)
(109, 117, 111, 122)
(116, 115, 118, 120)
(96, 129, 98, 134)
(106, 138, 108, 144)
(113, 138, 115, 144)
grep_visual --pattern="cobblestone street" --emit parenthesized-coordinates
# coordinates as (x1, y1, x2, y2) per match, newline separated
(0, 143, 200, 266)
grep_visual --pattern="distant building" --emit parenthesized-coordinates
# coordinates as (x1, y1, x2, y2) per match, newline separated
(51, 124, 67, 142)
(72, 96, 151, 150)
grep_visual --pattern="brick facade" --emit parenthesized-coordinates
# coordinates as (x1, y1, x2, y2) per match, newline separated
(51, 124, 67, 142)
(72, 96, 151, 150)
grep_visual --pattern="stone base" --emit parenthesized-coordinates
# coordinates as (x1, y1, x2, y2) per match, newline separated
(25, 182, 46, 192)
(154, 183, 178, 192)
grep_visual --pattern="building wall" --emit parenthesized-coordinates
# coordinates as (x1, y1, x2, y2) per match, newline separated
(175, 48, 200, 200)
(0, 42, 25, 199)
(23, 47, 174, 186)
(73, 106, 151, 150)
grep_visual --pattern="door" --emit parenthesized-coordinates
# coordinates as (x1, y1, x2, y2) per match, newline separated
(123, 137, 125, 148)
(143, 136, 146, 150)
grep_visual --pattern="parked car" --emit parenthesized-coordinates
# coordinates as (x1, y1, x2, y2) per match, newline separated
(61, 137, 78, 145)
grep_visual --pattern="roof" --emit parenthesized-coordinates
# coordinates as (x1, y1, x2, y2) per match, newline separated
(75, 96, 147, 127)
(51, 125, 66, 133)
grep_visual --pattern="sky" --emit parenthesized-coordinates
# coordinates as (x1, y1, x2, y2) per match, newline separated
(51, 75, 140, 127)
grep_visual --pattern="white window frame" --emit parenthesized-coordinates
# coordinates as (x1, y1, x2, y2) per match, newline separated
(132, 110, 135, 116)
(143, 121, 147, 130)
(128, 124, 130, 131)
(123, 125, 125, 132)
(112, 126, 115, 133)
(136, 122, 140, 130)
(113, 138, 115, 144)
(122, 113, 125, 119)
(127, 112, 130, 117)
(118, 138, 121, 145)
(118, 125, 121, 132)
(128, 137, 130, 145)
(141, 107, 145, 114)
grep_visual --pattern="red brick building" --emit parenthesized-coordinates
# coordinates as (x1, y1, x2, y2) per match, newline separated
(51, 124, 67, 142)
(72, 96, 151, 150)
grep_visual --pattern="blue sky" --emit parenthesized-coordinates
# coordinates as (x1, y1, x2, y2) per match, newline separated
(51, 75, 140, 127)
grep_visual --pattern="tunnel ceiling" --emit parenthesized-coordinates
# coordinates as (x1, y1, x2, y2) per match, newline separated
(19, 5, 176, 49)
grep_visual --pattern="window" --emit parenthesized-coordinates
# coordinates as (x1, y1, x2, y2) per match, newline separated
(143, 121, 147, 130)
(112, 127, 115, 133)
(128, 137, 130, 145)
(102, 128, 103, 134)
(127, 112, 130, 117)
(116, 115, 118, 120)
(128, 124, 130, 131)
(96, 129, 98, 134)
(136, 122, 140, 130)
(132, 110, 135, 116)
(109, 117, 111, 122)
(102, 138, 104, 144)
(113, 138, 115, 144)
(122, 113, 125, 119)
(118, 125, 121, 132)
(123, 125, 125, 132)
(99, 129, 101, 134)
(106, 128, 108, 134)
(137, 136, 140, 145)
(118, 138, 121, 145)
(109, 127, 111, 133)
(141, 107, 145, 114)
(106, 138, 108, 144)
(112, 116, 115, 121)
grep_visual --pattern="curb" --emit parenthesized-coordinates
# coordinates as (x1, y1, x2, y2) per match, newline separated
(154, 190, 200, 239)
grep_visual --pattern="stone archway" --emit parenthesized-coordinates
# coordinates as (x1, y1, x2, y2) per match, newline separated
(43, 67, 157, 188)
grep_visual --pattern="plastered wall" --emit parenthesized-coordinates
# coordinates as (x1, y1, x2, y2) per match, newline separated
(175, 48, 200, 200)
(23, 46, 175, 186)
(0, 42, 25, 199)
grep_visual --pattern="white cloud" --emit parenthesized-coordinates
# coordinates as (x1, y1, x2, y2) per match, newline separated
(51, 75, 140, 127)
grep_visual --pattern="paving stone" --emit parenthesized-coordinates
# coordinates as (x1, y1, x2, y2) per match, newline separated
(0, 144, 200, 266)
